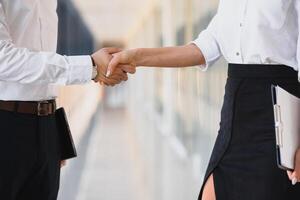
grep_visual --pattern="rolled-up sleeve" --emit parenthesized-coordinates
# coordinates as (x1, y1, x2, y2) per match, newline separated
(296, 0, 300, 82)
(191, 14, 222, 71)
(0, 3, 93, 86)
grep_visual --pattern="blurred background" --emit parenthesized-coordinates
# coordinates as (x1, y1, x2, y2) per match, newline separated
(55, 0, 227, 199)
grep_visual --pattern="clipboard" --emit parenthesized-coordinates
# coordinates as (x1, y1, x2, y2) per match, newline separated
(271, 85, 300, 171)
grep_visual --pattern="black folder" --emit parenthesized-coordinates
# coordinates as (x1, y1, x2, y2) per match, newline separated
(55, 108, 77, 160)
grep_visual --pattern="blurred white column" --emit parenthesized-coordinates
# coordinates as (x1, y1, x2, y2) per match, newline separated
(161, 0, 176, 46)
(185, 0, 194, 43)
(160, 0, 176, 136)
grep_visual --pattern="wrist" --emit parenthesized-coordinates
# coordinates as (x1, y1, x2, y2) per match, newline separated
(90, 55, 96, 67)
(131, 48, 140, 66)
(92, 66, 98, 80)
(90, 56, 98, 80)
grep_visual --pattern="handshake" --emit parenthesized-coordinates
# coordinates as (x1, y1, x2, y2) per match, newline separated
(91, 47, 136, 86)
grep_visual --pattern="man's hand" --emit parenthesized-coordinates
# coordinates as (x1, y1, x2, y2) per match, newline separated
(91, 48, 128, 86)
(287, 148, 300, 185)
(106, 49, 137, 77)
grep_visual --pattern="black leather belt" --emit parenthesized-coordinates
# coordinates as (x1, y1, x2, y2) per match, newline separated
(0, 100, 56, 116)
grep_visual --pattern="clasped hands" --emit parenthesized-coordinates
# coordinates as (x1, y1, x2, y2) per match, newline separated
(91, 47, 136, 86)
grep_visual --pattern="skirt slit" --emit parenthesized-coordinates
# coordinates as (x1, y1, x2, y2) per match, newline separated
(198, 79, 245, 200)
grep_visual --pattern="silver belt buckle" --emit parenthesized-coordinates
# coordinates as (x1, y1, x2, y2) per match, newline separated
(37, 100, 50, 116)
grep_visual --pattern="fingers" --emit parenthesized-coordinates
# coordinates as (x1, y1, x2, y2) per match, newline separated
(92, 49, 132, 86)
(106, 54, 122, 77)
(286, 149, 300, 185)
(92, 47, 123, 79)
(97, 72, 125, 86)
(95, 68, 129, 86)
(120, 64, 136, 74)
(104, 47, 123, 54)
(291, 171, 298, 185)
(287, 171, 293, 180)
(110, 68, 128, 82)
(97, 74, 116, 86)
(109, 73, 126, 83)
(291, 149, 300, 185)
(291, 167, 300, 185)
(287, 170, 298, 185)
(104, 49, 136, 77)
(61, 160, 67, 168)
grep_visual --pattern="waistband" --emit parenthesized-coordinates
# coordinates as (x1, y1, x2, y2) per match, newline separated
(0, 100, 56, 116)
(228, 64, 298, 79)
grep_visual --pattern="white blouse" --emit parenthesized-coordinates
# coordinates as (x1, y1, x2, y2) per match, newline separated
(192, 0, 300, 82)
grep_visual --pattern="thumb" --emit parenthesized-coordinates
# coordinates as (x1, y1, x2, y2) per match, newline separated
(106, 55, 120, 77)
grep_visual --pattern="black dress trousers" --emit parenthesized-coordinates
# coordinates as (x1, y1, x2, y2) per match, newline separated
(0, 110, 61, 200)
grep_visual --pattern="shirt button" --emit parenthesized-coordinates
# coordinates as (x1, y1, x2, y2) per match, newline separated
(236, 52, 240, 56)
(240, 23, 243, 27)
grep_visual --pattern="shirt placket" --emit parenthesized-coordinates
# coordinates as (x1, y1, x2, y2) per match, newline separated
(235, 0, 249, 63)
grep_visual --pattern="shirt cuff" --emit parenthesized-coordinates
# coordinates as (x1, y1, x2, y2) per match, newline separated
(191, 30, 221, 71)
(298, 71, 300, 83)
(65, 55, 93, 85)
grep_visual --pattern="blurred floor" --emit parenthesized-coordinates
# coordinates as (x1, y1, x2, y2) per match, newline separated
(59, 107, 146, 200)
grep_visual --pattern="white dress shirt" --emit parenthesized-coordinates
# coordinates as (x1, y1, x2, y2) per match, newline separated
(193, 0, 300, 82)
(0, 0, 93, 101)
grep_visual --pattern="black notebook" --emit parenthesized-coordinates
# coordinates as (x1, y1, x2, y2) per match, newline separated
(55, 108, 77, 160)
(271, 85, 300, 171)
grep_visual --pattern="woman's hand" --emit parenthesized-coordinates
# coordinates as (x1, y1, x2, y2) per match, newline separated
(106, 49, 137, 77)
(91, 48, 130, 86)
(287, 148, 300, 185)
(61, 160, 67, 168)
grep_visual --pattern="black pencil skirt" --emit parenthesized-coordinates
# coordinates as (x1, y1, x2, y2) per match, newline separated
(198, 64, 300, 200)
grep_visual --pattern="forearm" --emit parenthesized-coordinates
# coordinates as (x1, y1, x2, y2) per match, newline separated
(0, 41, 93, 85)
(133, 44, 205, 68)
